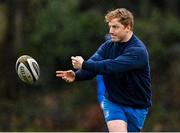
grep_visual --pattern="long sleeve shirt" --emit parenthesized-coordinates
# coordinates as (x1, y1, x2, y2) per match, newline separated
(75, 34, 152, 108)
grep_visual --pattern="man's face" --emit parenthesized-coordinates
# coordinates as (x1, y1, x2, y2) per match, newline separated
(108, 18, 129, 42)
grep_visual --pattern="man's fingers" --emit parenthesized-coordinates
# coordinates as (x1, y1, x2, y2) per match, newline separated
(56, 71, 67, 78)
(72, 60, 76, 64)
(72, 59, 77, 64)
(71, 56, 80, 62)
(56, 71, 65, 74)
(71, 56, 76, 60)
(56, 73, 64, 77)
(56, 70, 74, 81)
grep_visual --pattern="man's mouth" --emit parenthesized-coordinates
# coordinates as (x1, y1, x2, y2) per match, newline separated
(111, 35, 116, 38)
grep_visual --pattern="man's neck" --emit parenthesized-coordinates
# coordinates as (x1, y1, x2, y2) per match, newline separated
(122, 32, 133, 43)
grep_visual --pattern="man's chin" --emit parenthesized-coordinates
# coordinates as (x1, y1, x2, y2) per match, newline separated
(112, 39, 119, 42)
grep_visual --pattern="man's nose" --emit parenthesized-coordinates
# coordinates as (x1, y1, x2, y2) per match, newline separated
(109, 27, 114, 34)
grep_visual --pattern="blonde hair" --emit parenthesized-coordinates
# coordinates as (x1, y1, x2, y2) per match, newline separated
(105, 8, 134, 31)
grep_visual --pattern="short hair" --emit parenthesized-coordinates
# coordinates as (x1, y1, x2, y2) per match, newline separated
(105, 8, 134, 31)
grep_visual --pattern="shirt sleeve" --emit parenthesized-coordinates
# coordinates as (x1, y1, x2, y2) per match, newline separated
(82, 47, 148, 75)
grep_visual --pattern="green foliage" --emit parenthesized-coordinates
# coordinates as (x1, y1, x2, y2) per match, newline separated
(29, 0, 105, 58)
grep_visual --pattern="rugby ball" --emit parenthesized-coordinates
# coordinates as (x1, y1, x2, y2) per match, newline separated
(15, 55, 40, 84)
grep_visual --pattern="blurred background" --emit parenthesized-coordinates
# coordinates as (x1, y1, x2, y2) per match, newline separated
(0, 0, 180, 131)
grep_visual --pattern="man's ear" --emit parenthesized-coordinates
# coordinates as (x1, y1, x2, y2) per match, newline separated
(127, 25, 131, 30)
(125, 25, 131, 32)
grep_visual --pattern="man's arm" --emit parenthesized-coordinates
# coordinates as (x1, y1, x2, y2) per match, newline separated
(82, 47, 148, 74)
(75, 69, 96, 81)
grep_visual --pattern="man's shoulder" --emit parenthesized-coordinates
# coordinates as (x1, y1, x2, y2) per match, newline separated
(126, 36, 148, 55)
(99, 39, 113, 49)
(132, 35, 146, 48)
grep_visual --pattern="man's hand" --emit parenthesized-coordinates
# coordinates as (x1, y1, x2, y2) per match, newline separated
(71, 56, 84, 70)
(56, 70, 75, 83)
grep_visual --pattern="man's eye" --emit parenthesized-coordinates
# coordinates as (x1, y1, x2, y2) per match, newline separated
(112, 26, 118, 28)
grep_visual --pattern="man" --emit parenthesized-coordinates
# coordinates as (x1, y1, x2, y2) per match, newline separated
(56, 8, 152, 132)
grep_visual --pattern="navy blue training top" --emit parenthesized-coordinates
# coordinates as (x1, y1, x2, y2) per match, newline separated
(75, 34, 152, 108)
